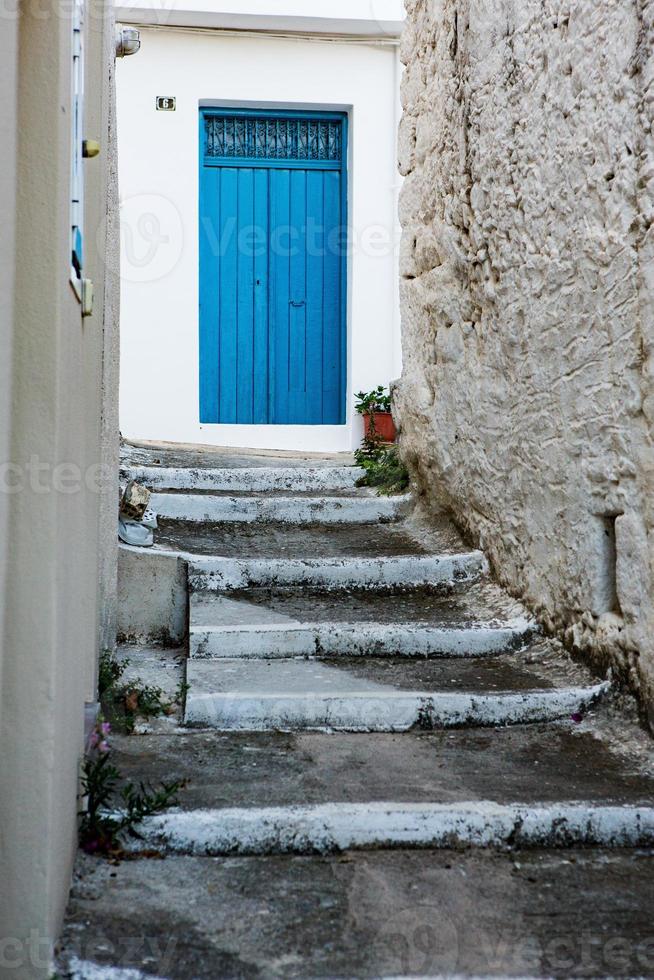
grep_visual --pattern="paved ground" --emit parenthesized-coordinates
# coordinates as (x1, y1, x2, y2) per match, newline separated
(60, 848, 654, 978)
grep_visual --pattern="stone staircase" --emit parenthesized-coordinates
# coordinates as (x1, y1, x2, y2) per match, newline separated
(58, 445, 654, 979)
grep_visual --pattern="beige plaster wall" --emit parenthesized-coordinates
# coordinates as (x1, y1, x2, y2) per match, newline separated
(0, 0, 18, 742)
(396, 0, 654, 725)
(0, 0, 118, 973)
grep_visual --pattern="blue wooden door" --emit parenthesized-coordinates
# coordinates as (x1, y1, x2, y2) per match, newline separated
(199, 109, 347, 425)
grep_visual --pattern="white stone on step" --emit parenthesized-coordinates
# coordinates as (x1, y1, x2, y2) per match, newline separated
(151, 491, 408, 524)
(189, 552, 487, 592)
(189, 617, 537, 660)
(129, 800, 654, 856)
(122, 464, 363, 493)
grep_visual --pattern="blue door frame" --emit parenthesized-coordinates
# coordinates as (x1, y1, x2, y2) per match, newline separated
(199, 107, 348, 425)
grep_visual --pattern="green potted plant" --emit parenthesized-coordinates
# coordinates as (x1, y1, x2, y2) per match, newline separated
(355, 385, 396, 443)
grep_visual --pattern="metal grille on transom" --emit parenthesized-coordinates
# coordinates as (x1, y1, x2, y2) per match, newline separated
(204, 115, 342, 163)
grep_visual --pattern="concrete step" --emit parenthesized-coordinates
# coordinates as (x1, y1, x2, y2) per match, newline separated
(150, 491, 408, 525)
(120, 442, 355, 470)
(188, 581, 536, 659)
(112, 710, 654, 854)
(126, 801, 654, 856)
(58, 847, 654, 978)
(188, 552, 486, 593)
(155, 511, 465, 559)
(183, 651, 609, 731)
(112, 720, 654, 811)
(190, 618, 536, 659)
(123, 464, 364, 493)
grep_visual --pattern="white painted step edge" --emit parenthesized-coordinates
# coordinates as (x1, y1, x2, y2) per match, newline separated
(128, 800, 654, 856)
(151, 491, 409, 524)
(184, 681, 610, 731)
(122, 464, 364, 492)
(189, 552, 488, 591)
(66, 959, 166, 980)
(189, 618, 538, 659)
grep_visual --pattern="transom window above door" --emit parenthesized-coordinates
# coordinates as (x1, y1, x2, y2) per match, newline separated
(203, 114, 343, 164)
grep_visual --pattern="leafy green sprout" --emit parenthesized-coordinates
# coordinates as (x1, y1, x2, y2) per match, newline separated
(98, 650, 179, 734)
(79, 722, 182, 855)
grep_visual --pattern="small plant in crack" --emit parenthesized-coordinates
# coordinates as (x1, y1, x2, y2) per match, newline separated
(79, 721, 182, 856)
(417, 698, 436, 730)
(99, 650, 179, 734)
(354, 442, 410, 496)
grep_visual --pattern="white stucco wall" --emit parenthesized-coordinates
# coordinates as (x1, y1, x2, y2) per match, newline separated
(116, 19, 403, 451)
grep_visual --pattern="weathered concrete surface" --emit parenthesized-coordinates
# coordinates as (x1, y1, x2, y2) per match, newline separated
(121, 441, 356, 469)
(107, 709, 654, 808)
(188, 579, 536, 659)
(203, 579, 526, 625)
(189, 552, 485, 592)
(155, 512, 466, 558)
(58, 848, 654, 977)
(189, 617, 535, 660)
(150, 491, 409, 525)
(185, 654, 608, 731)
(117, 547, 188, 645)
(395, 0, 654, 725)
(116, 645, 185, 702)
(66, 442, 654, 976)
(128, 802, 654, 855)
(123, 464, 364, 492)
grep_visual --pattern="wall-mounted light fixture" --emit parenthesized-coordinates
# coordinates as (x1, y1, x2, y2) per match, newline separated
(115, 25, 141, 58)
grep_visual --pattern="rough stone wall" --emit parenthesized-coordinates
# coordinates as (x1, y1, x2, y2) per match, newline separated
(396, 0, 654, 724)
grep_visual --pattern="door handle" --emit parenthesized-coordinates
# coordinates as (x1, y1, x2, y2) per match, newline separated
(289, 300, 306, 307)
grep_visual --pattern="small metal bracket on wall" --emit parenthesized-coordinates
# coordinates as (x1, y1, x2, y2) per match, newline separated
(81, 278, 94, 317)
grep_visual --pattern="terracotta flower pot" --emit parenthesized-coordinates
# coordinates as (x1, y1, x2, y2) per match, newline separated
(363, 411, 396, 442)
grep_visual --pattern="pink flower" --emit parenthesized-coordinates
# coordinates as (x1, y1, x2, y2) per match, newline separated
(89, 731, 100, 748)
(101, 722, 111, 736)
(99, 740, 110, 754)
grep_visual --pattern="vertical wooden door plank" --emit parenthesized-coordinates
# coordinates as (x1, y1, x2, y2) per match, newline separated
(270, 168, 291, 423)
(218, 167, 238, 422)
(305, 169, 325, 423)
(288, 168, 307, 422)
(323, 169, 342, 424)
(199, 166, 220, 422)
(253, 167, 269, 423)
(236, 168, 255, 423)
